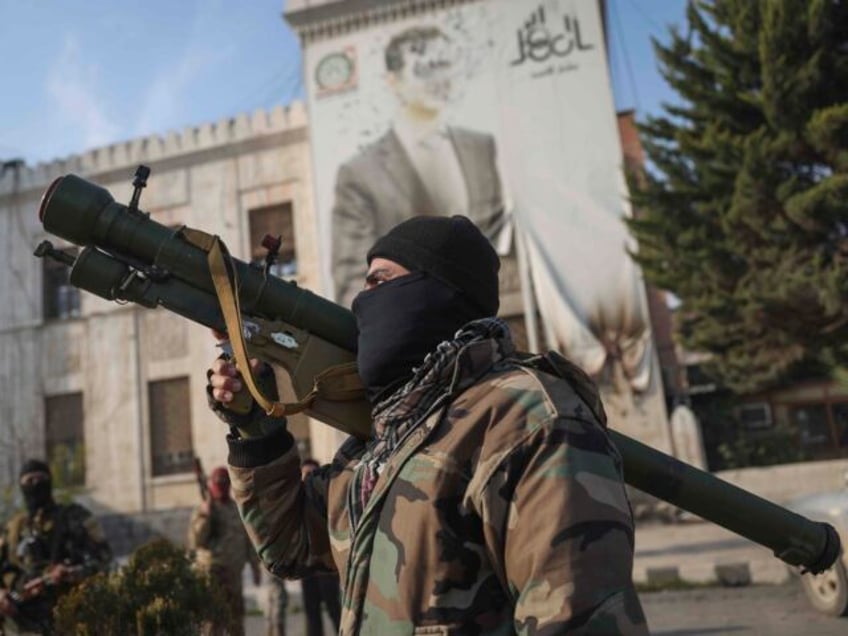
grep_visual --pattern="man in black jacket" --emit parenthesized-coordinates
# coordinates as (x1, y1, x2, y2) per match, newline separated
(0, 459, 112, 634)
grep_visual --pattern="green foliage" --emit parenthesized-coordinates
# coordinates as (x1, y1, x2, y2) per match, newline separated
(716, 422, 807, 468)
(628, 0, 848, 393)
(48, 442, 87, 503)
(54, 539, 230, 635)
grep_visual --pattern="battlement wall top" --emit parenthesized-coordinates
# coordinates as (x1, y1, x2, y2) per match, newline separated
(0, 102, 308, 198)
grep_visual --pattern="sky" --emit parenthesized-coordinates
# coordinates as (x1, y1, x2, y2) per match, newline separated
(0, 0, 688, 167)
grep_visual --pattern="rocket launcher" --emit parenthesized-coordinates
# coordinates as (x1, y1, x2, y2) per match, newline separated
(35, 167, 841, 577)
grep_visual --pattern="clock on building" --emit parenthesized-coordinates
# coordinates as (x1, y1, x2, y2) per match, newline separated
(315, 50, 356, 94)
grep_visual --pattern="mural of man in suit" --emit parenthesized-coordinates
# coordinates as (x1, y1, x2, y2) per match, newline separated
(331, 25, 507, 307)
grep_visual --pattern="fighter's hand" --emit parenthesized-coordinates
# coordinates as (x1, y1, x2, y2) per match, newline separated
(208, 357, 264, 405)
(22, 577, 45, 597)
(207, 329, 283, 436)
(0, 590, 17, 617)
(209, 356, 241, 405)
(208, 329, 264, 405)
(46, 563, 73, 585)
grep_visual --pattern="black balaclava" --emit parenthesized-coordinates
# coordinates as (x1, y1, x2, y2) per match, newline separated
(19, 459, 53, 515)
(352, 215, 500, 402)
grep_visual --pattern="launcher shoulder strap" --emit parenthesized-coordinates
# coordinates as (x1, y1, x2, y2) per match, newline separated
(184, 228, 364, 420)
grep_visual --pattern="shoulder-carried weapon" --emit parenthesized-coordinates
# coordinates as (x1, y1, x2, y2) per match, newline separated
(34, 167, 841, 578)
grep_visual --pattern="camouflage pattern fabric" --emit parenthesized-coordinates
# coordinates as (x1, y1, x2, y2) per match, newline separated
(188, 498, 260, 636)
(229, 329, 648, 635)
(0, 503, 113, 633)
(266, 575, 289, 636)
(188, 498, 259, 576)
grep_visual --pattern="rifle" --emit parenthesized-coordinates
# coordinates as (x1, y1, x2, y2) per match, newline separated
(9, 564, 86, 606)
(35, 166, 370, 439)
(34, 167, 841, 577)
(4, 564, 86, 633)
(193, 457, 210, 503)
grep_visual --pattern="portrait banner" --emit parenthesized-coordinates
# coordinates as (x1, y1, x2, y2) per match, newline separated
(303, 0, 670, 449)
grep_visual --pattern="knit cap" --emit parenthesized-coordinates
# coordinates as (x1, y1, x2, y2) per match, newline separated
(367, 215, 500, 316)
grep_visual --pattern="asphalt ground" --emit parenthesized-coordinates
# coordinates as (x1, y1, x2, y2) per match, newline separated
(633, 519, 791, 585)
(240, 518, 828, 634)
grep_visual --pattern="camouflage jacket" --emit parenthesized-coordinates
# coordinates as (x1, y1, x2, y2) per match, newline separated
(0, 502, 112, 630)
(187, 498, 259, 581)
(227, 336, 647, 635)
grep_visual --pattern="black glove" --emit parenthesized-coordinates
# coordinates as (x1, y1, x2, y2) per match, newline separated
(206, 358, 286, 438)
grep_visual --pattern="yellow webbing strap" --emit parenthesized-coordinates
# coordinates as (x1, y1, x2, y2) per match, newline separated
(269, 362, 363, 414)
(180, 227, 217, 252)
(312, 362, 364, 402)
(188, 227, 365, 418)
(207, 236, 291, 417)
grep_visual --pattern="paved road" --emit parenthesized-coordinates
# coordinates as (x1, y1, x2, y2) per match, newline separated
(634, 520, 790, 585)
(245, 581, 846, 635)
(642, 582, 846, 635)
(244, 583, 335, 636)
(245, 607, 335, 636)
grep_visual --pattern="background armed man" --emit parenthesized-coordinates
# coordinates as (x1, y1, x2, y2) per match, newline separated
(0, 459, 112, 635)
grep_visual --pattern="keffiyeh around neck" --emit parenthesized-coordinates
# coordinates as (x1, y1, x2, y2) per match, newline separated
(348, 317, 514, 532)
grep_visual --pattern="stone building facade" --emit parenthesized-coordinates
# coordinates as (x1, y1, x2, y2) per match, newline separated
(0, 102, 663, 523)
(0, 0, 683, 523)
(0, 104, 322, 519)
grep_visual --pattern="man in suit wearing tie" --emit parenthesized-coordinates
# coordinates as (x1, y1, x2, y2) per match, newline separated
(331, 25, 507, 307)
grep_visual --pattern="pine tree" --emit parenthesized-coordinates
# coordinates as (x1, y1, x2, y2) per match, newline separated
(627, 0, 848, 393)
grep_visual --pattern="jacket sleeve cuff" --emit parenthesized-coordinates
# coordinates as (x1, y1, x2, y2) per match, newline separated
(227, 424, 295, 468)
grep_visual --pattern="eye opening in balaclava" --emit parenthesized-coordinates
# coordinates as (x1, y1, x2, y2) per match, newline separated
(353, 215, 501, 403)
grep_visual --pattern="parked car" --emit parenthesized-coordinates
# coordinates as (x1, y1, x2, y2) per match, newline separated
(787, 472, 848, 617)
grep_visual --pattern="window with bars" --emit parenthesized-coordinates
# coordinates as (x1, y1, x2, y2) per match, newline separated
(42, 247, 81, 320)
(248, 202, 297, 278)
(44, 392, 85, 487)
(148, 377, 194, 476)
(789, 401, 848, 452)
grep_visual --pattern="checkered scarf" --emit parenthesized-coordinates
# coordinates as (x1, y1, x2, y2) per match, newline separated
(348, 317, 513, 533)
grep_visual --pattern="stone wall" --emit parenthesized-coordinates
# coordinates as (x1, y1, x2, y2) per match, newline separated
(98, 507, 194, 557)
(0, 103, 321, 514)
(628, 457, 848, 523)
(0, 105, 308, 200)
(716, 458, 848, 505)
